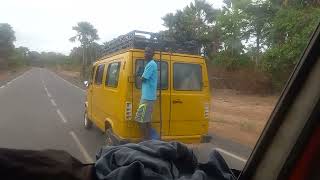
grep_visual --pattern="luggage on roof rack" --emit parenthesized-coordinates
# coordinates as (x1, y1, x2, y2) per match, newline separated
(101, 30, 201, 58)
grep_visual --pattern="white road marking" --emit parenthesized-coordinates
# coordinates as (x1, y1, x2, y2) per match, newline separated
(52, 72, 85, 93)
(44, 87, 49, 94)
(56, 109, 67, 123)
(50, 99, 57, 107)
(44, 86, 52, 98)
(215, 148, 247, 163)
(10, 72, 25, 82)
(0, 85, 4, 89)
(69, 131, 93, 163)
(4, 69, 30, 86)
(11, 77, 19, 82)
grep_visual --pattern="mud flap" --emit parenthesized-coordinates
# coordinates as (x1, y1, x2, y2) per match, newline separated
(201, 134, 212, 143)
(105, 129, 129, 146)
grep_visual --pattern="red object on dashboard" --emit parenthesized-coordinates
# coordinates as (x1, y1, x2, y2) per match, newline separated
(289, 125, 320, 180)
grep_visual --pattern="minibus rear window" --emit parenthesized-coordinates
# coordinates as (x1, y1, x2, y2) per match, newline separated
(90, 66, 96, 84)
(94, 64, 105, 85)
(135, 59, 168, 90)
(173, 63, 202, 91)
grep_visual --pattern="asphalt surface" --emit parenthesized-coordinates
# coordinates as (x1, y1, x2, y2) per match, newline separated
(0, 68, 252, 170)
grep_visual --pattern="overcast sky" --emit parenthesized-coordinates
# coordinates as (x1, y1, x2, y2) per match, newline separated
(0, 0, 223, 54)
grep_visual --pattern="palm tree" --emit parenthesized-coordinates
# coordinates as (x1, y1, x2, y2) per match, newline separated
(69, 22, 99, 79)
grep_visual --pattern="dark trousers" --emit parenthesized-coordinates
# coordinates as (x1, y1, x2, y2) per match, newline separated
(139, 122, 151, 140)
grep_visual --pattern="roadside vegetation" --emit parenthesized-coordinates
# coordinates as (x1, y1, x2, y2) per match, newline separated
(0, 23, 28, 71)
(2, 0, 319, 93)
(0, 23, 69, 73)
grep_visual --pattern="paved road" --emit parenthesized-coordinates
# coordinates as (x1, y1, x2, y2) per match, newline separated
(0, 68, 251, 170)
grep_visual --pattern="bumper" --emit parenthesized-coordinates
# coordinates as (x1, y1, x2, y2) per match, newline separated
(108, 131, 212, 145)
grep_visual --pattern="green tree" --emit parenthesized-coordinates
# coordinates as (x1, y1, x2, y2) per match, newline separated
(28, 51, 41, 67)
(271, 0, 320, 7)
(16, 46, 30, 65)
(69, 21, 99, 79)
(212, 0, 249, 69)
(216, 0, 247, 56)
(262, 6, 320, 90)
(243, 0, 276, 64)
(8, 46, 30, 67)
(16, 46, 30, 57)
(162, 0, 220, 56)
(161, 0, 320, 92)
(0, 23, 16, 69)
(88, 42, 104, 63)
(69, 46, 83, 65)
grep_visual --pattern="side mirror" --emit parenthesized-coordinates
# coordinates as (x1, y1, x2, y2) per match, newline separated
(83, 81, 89, 88)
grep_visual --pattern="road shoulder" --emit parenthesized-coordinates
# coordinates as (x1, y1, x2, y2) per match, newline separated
(52, 70, 85, 90)
(0, 67, 31, 87)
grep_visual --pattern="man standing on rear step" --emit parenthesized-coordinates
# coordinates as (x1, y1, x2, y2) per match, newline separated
(135, 47, 158, 140)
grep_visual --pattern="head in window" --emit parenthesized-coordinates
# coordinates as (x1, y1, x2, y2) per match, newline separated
(144, 47, 154, 62)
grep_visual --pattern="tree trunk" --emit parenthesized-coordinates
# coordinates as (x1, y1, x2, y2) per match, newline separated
(256, 31, 261, 66)
(82, 46, 86, 80)
(87, 45, 92, 79)
(89, 45, 92, 66)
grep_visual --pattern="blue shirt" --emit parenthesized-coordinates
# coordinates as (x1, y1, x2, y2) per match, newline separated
(141, 60, 157, 100)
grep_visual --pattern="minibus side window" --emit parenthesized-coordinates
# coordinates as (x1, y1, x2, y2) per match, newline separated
(173, 63, 202, 91)
(90, 66, 96, 84)
(94, 64, 105, 85)
(105, 62, 121, 87)
(135, 59, 168, 90)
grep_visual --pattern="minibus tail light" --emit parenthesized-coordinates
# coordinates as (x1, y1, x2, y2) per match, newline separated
(204, 103, 209, 119)
(125, 102, 132, 120)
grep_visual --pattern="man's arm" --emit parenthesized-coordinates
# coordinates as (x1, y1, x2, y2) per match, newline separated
(140, 76, 147, 82)
(141, 63, 154, 81)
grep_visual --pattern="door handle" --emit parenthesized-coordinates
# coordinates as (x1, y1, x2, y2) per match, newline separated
(172, 99, 183, 104)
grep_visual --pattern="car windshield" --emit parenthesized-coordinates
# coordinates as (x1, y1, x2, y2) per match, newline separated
(0, 0, 319, 178)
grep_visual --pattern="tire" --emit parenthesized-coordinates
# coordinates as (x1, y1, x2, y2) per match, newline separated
(84, 110, 92, 129)
(105, 128, 122, 146)
(105, 128, 113, 145)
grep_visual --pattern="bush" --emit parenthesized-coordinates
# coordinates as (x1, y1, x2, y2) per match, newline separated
(8, 50, 26, 68)
(210, 51, 255, 71)
(260, 7, 320, 91)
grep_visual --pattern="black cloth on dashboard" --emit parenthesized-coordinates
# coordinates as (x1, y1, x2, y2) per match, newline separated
(0, 141, 237, 180)
(95, 141, 236, 180)
(0, 148, 95, 180)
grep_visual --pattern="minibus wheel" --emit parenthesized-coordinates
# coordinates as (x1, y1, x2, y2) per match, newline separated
(105, 126, 121, 146)
(105, 129, 113, 145)
(84, 110, 92, 129)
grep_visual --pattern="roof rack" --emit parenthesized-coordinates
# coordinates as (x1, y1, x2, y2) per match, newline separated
(101, 30, 201, 58)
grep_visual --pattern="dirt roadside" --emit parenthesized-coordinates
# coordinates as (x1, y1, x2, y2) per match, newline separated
(210, 89, 278, 147)
(0, 67, 31, 86)
(53, 70, 84, 89)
